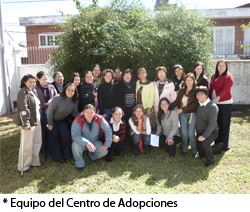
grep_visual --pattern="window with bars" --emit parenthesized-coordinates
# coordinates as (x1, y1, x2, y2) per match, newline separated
(212, 26, 235, 55)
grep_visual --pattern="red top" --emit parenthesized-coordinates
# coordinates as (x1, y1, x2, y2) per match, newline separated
(209, 73, 234, 102)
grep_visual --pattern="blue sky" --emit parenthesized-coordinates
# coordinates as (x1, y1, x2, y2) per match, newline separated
(2, 0, 250, 44)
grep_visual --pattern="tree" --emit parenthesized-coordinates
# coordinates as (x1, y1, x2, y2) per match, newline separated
(240, 22, 250, 50)
(50, 1, 214, 81)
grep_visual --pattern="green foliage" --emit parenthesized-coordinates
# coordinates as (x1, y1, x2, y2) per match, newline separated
(240, 22, 250, 50)
(50, 3, 214, 81)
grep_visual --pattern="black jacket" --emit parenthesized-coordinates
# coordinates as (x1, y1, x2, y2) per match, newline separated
(114, 81, 136, 110)
(78, 81, 97, 112)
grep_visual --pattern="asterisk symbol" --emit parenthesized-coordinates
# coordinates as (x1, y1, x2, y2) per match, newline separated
(3, 198, 8, 203)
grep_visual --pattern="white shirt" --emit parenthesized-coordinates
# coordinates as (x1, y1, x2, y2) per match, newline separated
(128, 117, 151, 135)
(199, 98, 211, 106)
(31, 90, 40, 121)
(212, 89, 233, 104)
(110, 117, 122, 132)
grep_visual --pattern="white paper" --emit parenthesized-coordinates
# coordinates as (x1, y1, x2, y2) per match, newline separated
(150, 134, 159, 147)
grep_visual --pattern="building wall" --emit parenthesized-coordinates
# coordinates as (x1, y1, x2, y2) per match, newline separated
(26, 25, 64, 47)
(211, 18, 250, 43)
(0, 31, 21, 115)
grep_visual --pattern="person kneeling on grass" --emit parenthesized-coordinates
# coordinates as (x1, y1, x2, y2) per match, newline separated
(196, 86, 224, 167)
(105, 107, 127, 162)
(128, 104, 151, 156)
(155, 97, 181, 158)
(71, 104, 112, 172)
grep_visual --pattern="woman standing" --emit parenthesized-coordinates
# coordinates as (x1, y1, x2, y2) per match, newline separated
(171, 64, 185, 93)
(156, 97, 181, 158)
(105, 107, 127, 162)
(170, 73, 198, 157)
(136, 67, 155, 128)
(209, 59, 234, 151)
(114, 68, 136, 132)
(17, 74, 42, 173)
(47, 83, 80, 163)
(35, 71, 57, 158)
(78, 71, 98, 112)
(154, 66, 177, 121)
(129, 104, 151, 155)
(193, 62, 209, 88)
(98, 69, 115, 120)
(92, 64, 102, 87)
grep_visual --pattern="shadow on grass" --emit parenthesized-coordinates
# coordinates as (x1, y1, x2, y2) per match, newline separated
(0, 129, 225, 194)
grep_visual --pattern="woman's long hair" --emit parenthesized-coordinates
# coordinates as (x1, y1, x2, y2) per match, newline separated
(171, 64, 185, 83)
(158, 97, 171, 125)
(215, 59, 228, 78)
(60, 83, 79, 103)
(101, 69, 115, 84)
(131, 104, 144, 126)
(20, 74, 36, 88)
(193, 62, 208, 83)
(183, 73, 197, 90)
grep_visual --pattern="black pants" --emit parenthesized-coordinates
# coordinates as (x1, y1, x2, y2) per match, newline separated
(197, 132, 219, 164)
(49, 119, 72, 162)
(215, 104, 232, 149)
(40, 112, 51, 157)
(159, 135, 181, 157)
(105, 140, 127, 161)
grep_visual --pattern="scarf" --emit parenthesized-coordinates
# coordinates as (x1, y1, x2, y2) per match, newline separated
(174, 78, 183, 91)
(36, 81, 51, 103)
(123, 81, 131, 87)
(138, 115, 144, 154)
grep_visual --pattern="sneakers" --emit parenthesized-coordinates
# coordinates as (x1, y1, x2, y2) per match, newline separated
(76, 167, 84, 172)
(205, 162, 214, 167)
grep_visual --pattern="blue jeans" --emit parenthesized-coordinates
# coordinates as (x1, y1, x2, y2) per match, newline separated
(130, 134, 150, 154)
(72, 140, 108, 168)
(179, 112, 197, 154)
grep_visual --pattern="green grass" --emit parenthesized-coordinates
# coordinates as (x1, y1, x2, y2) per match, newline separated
(0, 111, 250, 194)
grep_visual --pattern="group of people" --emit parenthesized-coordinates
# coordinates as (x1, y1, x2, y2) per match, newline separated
(16, 59, 234, 174)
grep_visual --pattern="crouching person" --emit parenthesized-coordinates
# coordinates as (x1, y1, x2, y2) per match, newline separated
(196, 86, 223, 167)
(105, 107, 127, 162)
(71, 104, 112, 172)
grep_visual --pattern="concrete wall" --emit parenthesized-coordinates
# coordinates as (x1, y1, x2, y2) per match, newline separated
(228, 60, 250, 104)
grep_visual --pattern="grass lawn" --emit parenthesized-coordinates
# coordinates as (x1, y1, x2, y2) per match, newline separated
(0, 110, 250, 194)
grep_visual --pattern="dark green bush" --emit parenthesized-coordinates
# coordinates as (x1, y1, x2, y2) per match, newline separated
(50, 2, 214, 81)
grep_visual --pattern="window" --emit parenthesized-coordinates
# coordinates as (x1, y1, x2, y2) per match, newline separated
(39, 33, 61, 47)
(212, 26, 235, 55)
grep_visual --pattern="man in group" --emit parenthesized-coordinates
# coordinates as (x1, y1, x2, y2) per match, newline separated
(71, 104, 112, 172)
(196, 86, 223, 167)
